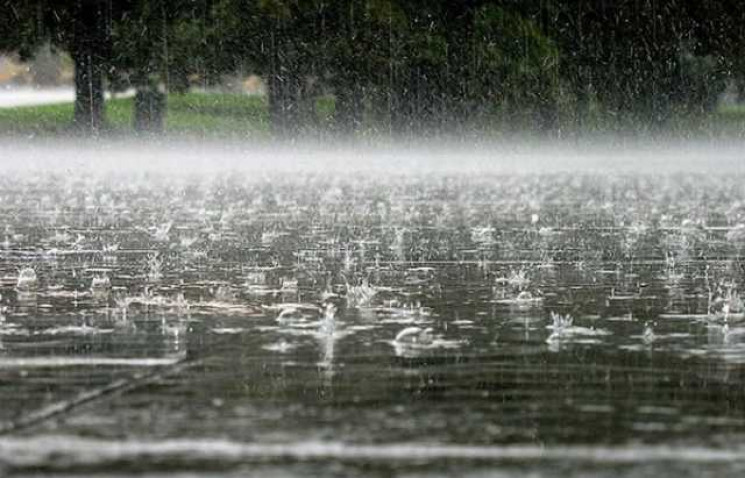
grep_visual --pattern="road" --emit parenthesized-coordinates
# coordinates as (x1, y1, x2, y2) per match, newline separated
(0, 87, 75, 108)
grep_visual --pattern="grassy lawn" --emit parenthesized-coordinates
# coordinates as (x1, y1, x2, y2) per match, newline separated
(2, 90, 745, 139)
(708, 103, 745, 137)
(166, 93, 270, 137)
(0, 92, 271, 138)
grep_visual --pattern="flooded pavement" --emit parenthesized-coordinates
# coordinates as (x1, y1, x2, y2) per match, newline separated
(2, 169, 745, 476)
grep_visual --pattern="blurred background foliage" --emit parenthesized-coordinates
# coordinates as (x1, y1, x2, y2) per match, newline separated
(0, 0, 743, 137)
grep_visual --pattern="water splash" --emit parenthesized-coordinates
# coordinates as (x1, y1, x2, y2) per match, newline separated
(16, 267, 38, 291)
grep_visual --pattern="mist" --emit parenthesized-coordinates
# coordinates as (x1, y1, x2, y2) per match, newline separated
(3, 137, 744, 176)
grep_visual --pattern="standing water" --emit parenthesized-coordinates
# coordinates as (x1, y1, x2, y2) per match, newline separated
(1, 145, 745, 476)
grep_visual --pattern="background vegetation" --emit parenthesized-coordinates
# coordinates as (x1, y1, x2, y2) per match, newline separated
(1, 0, 744, 138)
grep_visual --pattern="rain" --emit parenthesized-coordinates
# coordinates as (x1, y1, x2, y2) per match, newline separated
(2, 1, 745, 477)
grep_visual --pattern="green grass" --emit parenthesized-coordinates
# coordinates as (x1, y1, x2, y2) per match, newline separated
(0, 92, 270, 138)
(166, 93, 269, 137)
(3, 91, 745, 139)
(0, 101, 74, 135)
(708, 103, 745, 137)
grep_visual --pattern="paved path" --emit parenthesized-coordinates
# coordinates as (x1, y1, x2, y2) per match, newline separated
(0, 87, 134, 108)
(0, 87, 75, 108)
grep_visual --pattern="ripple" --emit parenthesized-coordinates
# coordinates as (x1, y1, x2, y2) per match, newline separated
(0, 356, 184, 368)
(1, 436, 744, 469)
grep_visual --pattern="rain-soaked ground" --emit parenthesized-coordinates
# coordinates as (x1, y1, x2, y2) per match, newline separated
(2, 163, 745, 476)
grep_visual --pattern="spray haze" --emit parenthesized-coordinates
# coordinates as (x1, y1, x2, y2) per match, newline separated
(2, 137, 743, 176)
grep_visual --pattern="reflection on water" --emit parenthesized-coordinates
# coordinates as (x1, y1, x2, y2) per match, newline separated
(1, 171, 745, 474)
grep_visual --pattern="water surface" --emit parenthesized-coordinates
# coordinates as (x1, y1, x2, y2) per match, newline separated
(1, 168, 745, 476)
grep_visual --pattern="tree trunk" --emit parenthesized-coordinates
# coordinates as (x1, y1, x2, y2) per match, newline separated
(389, 66, 416, 138)
(71, 1, 108, 133)
(573, 67, 591, 133)
(537, 101, 559, 136)
(134, 84, 166, 134)
(72, 48, 105, 131)
(334, 79, 363, 136)
(268, 66, 302, 138)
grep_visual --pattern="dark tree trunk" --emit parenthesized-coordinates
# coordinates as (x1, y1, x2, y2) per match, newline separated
(537, 101, 559, 135)
(737, 78, 745, 104)
(574, 83, 589, 131)
(331, 2, 365, 137)
(389, 66, 416, 138)
(72, 48, 105, 131)
(268, 72, 301, 138)
(71, 0, 108, 132)
(267, 37, 303, 139)
(334, 79, 363, 136)
(572, 66, 592, 133)
(134, 84, 166, 134)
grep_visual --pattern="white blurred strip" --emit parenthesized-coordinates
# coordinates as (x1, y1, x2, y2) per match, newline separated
(0, 437, 744, 466)
(0, 87, 74, 107)
(0, 87, 134, 108)
(0, 356, 183, 368)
